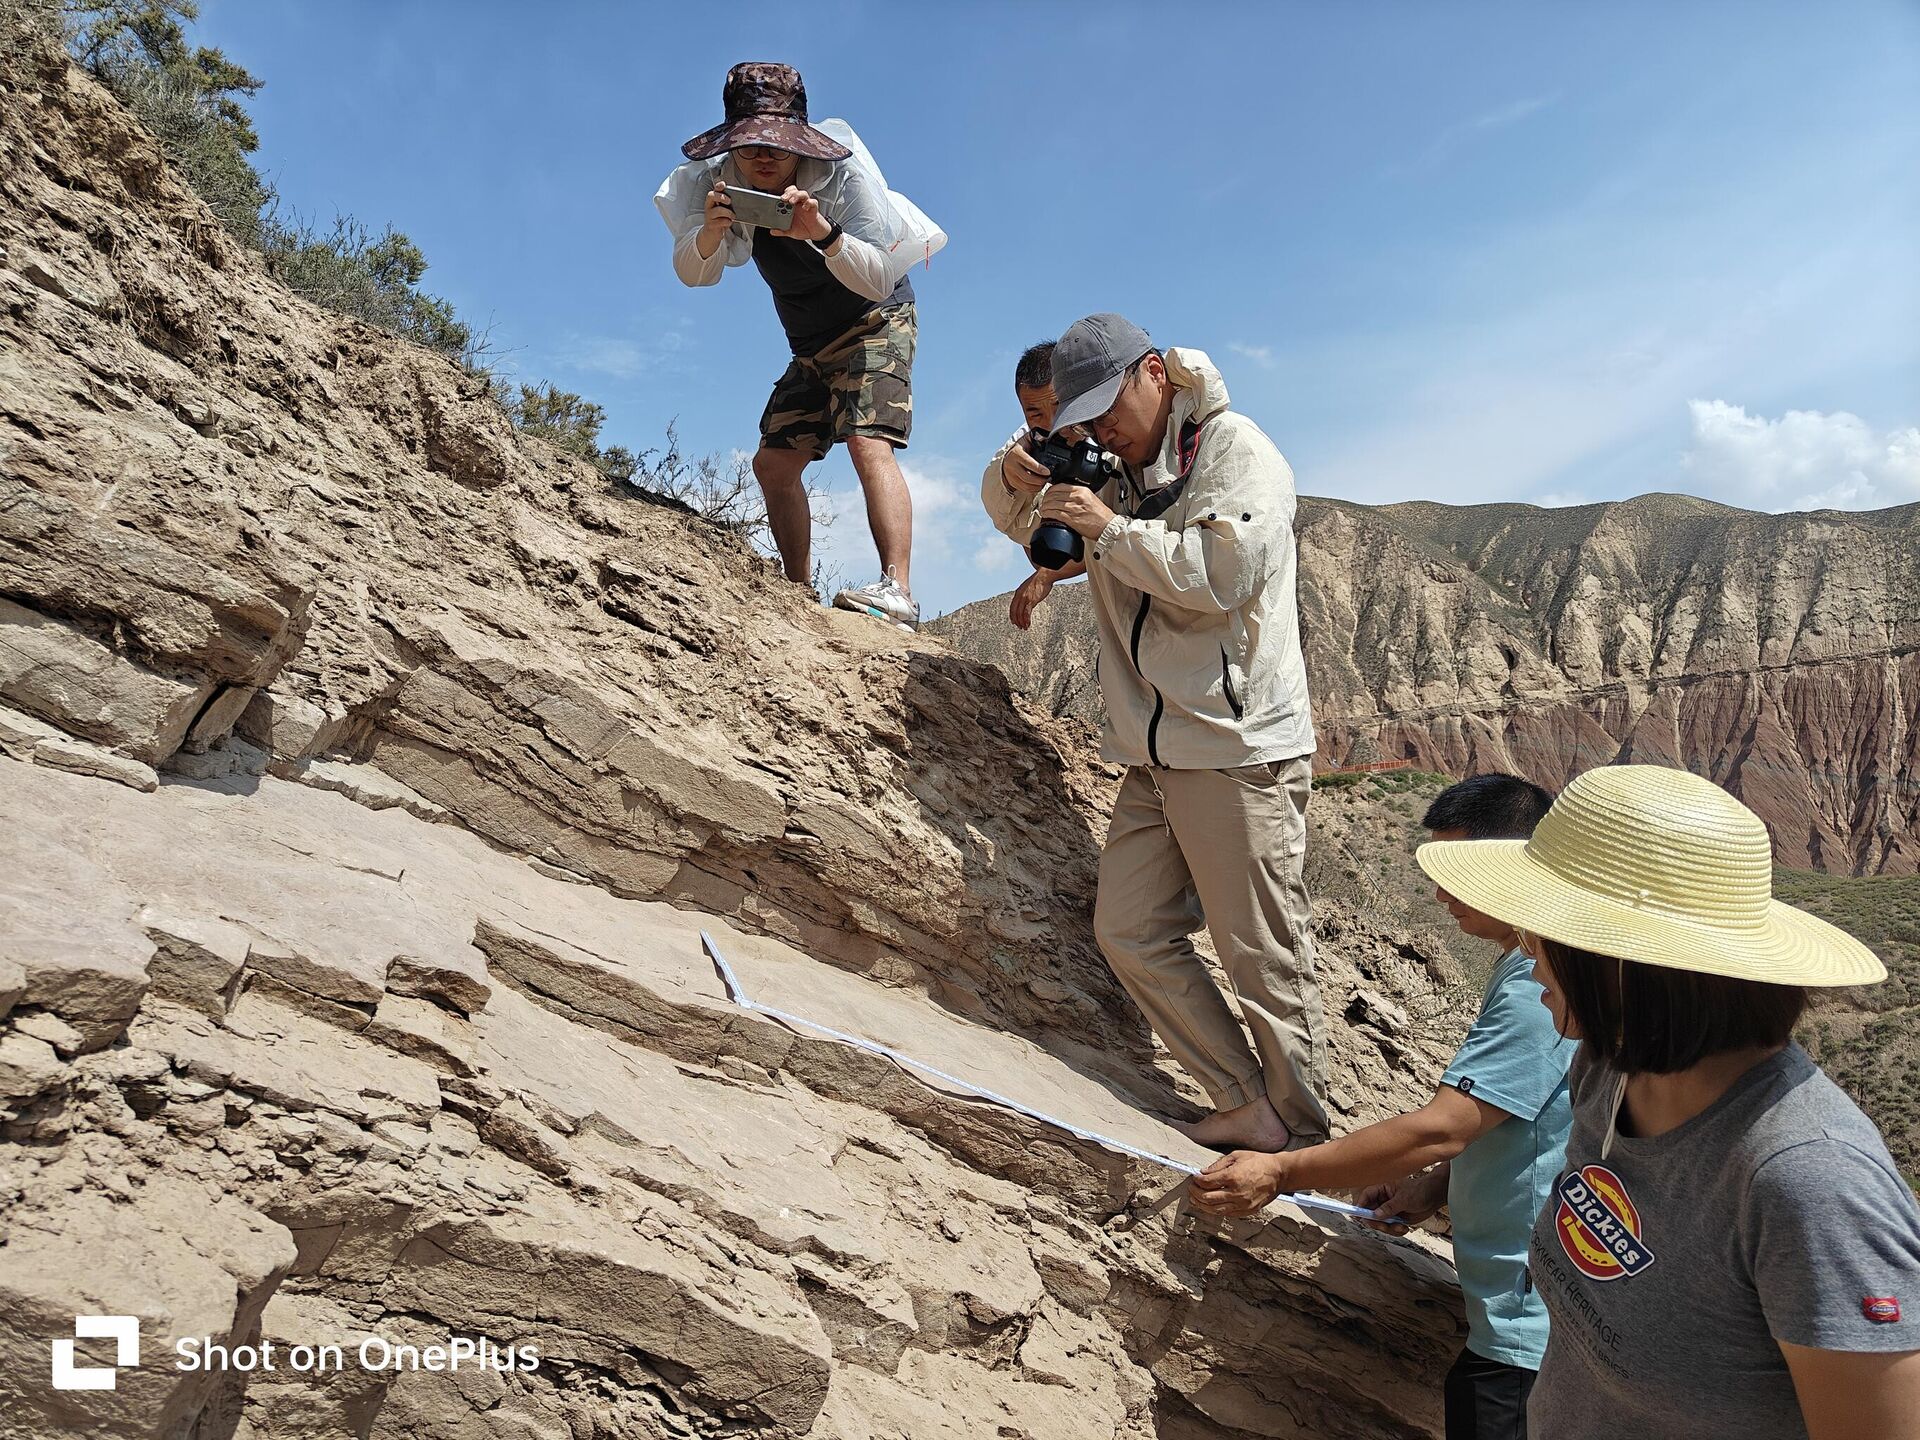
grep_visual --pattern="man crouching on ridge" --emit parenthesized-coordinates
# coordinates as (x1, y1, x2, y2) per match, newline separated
(661, 62, 923, 630)
(982, 314, 1330, 1152)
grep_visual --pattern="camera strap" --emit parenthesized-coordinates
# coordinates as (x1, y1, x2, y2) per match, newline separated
(1176, 415, 1208, 479)
(1128, 416, 1210, 521)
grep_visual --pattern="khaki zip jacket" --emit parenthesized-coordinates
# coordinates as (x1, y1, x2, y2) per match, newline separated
(979, 348, 1315, 770)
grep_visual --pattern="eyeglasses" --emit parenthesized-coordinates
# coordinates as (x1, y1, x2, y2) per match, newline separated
(1089, 357, 1146, 431)
(735, 144, 791, 161)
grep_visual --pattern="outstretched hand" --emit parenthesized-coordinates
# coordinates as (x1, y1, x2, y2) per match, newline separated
(1009, 570, 1055, 630)
(1187, 1150, 1287, 1217)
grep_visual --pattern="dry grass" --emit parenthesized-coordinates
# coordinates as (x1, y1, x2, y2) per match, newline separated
(1778, 868, 1920, 1183)
(0, 0, 61, 69)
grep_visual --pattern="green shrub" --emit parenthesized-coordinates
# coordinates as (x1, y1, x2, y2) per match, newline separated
(59, 1, 473, 361)
(1312, 770, 1370, 792)
(65, 2, 268, 238)
(259, 215, 471, 361)
(497, 380, 607, 461)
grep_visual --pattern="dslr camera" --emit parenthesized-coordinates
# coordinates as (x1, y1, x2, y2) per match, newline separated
(1025, 431, 1120, 570)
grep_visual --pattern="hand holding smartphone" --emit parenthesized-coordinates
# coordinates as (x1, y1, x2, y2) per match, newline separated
(720, 185, 796, 231)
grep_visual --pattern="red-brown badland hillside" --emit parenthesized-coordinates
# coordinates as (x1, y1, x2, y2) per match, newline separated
(935, 493, 1920, 875)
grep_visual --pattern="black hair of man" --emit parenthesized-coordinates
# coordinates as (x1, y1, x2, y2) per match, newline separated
(1015, 342, 1055, 392)
(1538, 939, 1807, 1074)
(1421, 773, 1555, 841)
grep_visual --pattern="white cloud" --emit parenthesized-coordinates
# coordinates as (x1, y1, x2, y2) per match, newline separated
(1681, 400, 1920, 511)
(806, 455, 988, 604)
(1400, 92, 1561, 172)
(1228, 341, 1275, 367)
(1300, 114, 1917, 511)
(1534, 490, 1590, 508)
(1466, 94, 1559, 134)
(553, 327, 687, 381)
(972, 535, 1023, 575)
(898, 460, 968, 522)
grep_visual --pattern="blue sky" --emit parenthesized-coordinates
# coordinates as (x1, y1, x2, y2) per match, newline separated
(196, 1, 1919, 618)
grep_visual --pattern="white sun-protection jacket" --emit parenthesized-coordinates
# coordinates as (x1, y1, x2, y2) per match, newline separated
(655, 119, 945, 301)
(980, 348, 1315, 770)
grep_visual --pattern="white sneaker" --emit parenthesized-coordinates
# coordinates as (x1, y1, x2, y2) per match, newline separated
(833, 569, 920, 632)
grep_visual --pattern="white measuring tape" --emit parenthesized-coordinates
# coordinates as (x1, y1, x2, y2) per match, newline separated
(700, 932, 1387, 1226)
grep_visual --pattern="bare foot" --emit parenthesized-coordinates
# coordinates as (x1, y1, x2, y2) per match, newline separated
(1174, 1095, 1292, 1153)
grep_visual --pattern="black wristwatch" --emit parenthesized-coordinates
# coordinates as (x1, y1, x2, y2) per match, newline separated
(811, 220, 844, 253)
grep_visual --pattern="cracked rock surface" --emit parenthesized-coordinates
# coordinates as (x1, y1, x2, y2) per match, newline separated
(1, 36, 1465, 1440)
(0, 759, 1463, 1438)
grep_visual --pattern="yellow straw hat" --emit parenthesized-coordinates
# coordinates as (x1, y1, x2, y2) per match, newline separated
(1416, 764, 1884, 988)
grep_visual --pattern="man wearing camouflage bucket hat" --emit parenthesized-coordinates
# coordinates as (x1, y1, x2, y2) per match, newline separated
(658, 63, 929, 630)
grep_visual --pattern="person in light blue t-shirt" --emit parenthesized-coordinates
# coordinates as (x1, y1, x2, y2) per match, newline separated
(1190, 774, 1572, 1440)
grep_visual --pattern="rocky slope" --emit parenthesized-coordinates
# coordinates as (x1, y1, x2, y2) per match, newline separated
(933, 496, 1920, 876)
(0, 38, 1469, 1438)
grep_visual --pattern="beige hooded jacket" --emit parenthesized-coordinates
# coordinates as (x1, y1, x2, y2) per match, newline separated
(979, 348, 1315, 770)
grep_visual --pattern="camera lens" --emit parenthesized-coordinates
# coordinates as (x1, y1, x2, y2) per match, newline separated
(1029, 522, 1082, 571)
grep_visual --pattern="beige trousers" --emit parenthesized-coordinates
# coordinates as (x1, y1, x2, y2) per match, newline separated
(1093, 757, 1331, 1142)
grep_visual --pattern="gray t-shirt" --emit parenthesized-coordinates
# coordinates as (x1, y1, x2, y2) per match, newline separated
(1529, 1043, 1920, 1439)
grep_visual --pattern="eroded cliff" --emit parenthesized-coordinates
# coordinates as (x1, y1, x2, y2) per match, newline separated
(935, 496, 1919, 875)
(0, 37, 1467, 1438)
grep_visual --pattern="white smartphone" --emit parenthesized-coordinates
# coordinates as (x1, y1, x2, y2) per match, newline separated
(722, 185, 795, 231)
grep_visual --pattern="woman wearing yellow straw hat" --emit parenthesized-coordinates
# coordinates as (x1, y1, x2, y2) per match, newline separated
(1414, 764, 1920, 1440)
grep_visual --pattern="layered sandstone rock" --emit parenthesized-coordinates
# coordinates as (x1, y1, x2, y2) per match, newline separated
(0, 755, 1466, 1439)
(0, 37, 1467, 1438)
(935, 496, 1920, 875)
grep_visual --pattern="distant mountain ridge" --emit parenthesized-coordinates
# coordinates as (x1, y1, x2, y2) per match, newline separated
(931, 492, 1920, 875)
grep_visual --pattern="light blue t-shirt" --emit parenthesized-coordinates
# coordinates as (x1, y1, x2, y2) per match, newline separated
(1442, 947, 1576, 1368)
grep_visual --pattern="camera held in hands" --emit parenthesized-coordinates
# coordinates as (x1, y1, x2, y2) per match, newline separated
(1026, 431, 1119, 570)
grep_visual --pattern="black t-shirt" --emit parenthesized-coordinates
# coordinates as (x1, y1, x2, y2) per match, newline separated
(750, 228, 914, 357)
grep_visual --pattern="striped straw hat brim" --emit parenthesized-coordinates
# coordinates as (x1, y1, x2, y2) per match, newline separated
(1416, 765, 1884, 988)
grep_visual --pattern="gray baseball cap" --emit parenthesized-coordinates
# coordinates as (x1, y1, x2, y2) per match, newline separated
(1050, 313, 1154, 431)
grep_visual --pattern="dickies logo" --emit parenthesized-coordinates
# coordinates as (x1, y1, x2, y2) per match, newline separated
(1556, 1165, 1656, 1282)
(1863, 1295, 1901, 1324)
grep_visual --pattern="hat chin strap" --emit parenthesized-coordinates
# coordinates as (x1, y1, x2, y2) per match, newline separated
(1601, 956, 1627, 1160)
(1601, 1071, 1627, 1160)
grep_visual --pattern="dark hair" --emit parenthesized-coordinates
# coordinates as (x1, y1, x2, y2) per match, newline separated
(1015, 342, 1055, 392)
(1422, 773, 1555, 840)
(1539, 939, 1807, 1075)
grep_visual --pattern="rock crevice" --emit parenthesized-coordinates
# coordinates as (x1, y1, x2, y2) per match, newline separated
(1, 40, 1466, 1439)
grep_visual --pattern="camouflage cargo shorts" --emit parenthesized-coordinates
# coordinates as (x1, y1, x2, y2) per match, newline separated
(759, 302, 915, 460)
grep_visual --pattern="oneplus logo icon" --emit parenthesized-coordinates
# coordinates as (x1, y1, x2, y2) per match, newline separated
(52, 1316, 140, 1391)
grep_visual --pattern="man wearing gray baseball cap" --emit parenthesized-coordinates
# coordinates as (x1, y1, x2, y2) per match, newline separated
(980, 314, 1329, 1153)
